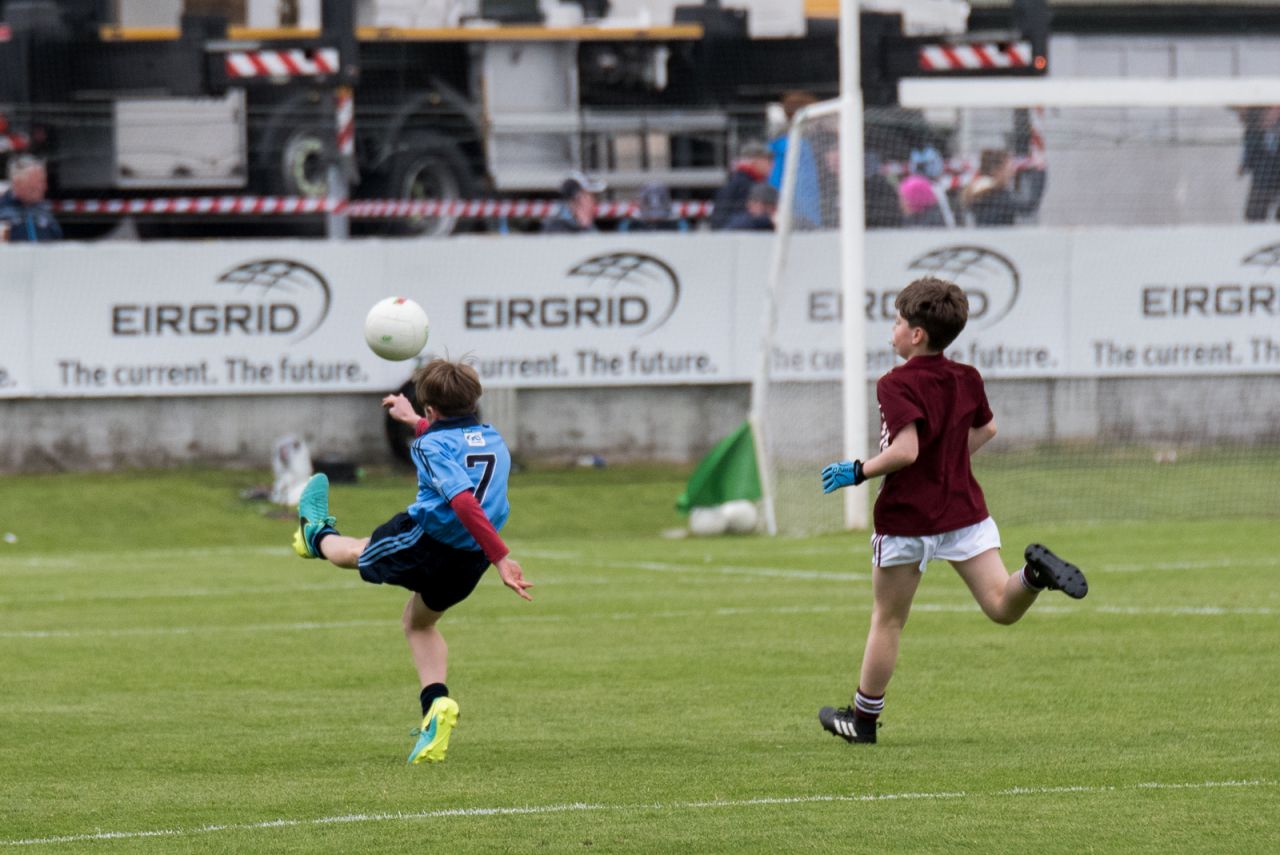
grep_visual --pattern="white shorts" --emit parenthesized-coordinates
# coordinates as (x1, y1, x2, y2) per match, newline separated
(871, 517, 1001, 572)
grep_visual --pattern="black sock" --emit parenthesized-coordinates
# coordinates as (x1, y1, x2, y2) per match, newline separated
(420, 682, 449, 717)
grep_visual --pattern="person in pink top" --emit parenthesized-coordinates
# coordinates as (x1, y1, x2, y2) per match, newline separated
(897, 173, 945, 228)
(817, 276, 1088, 745)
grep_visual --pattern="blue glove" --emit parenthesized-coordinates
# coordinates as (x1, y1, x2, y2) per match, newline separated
(821, 459, 866, 493)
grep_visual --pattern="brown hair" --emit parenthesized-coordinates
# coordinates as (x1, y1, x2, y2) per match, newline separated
(895, 276, 969, 351)
(977, 148, 1009, 177)
(962, 149, 1011, 208)
(781, 90, 818, 120)
(413, 359, 482, 418)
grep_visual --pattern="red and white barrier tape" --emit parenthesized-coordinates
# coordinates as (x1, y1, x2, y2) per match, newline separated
(225, 48, 339, 79)
(335, 88, 355, 160)
(53, 197, 718, 220)
(0, 133, 28, 154)
(918, 41, 1032, 71)
(54, 197, 335, 216)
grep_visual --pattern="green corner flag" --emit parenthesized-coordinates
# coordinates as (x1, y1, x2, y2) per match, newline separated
(676, 420, 762, 513)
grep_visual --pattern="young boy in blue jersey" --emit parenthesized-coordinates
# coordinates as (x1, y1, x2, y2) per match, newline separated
(292, 358, 532, 764)
(818, 276, 1087, 745)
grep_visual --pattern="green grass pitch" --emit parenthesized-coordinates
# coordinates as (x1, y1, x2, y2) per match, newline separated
(1, 465, 1276, 853)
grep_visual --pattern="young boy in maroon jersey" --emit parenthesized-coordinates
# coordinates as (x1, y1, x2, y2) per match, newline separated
(817, 276, 1088, 744)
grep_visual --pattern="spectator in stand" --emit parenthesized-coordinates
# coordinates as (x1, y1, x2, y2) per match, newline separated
(0, 155, 62, 242)
(899, 172, 946, 227)
(541, 170, 605, 234)
(898, 146, 951, 228)
(708, 141, 772, 230)
(961, 149, 1045, 227)
(768, 90, 823, 228)
(811, 129, 841, 228)
(1238, 106, 1280, 222)
(724, 182, 778, 231)
(912, 146, 956, 225)
(864, 151, 903, 229)
(619, 182, 689, 232)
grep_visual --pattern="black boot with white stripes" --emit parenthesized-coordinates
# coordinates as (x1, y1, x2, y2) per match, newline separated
(819, 706, 878, 744)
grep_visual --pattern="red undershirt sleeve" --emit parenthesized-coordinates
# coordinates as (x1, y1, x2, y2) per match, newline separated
(414, 418, 431, 437)
(448, 490, 510, 564)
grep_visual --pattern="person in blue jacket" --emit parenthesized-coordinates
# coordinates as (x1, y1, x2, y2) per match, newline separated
(0, 155, 62, 242)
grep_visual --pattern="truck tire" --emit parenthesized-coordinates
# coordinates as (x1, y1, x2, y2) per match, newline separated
(245, 96, 336, 236)
(371, 132, 475, 237)
(272, 123, 335, 199)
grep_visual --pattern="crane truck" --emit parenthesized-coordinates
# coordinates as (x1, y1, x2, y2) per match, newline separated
(0, 0, 1048, 237)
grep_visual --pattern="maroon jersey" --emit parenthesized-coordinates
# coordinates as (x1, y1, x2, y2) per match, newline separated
(873, 353, 993, 536)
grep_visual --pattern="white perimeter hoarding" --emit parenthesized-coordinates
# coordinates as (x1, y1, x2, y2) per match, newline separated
(21, 242, 409, 397)
(749, 231, 1072, 381)
(0, 244, 34, 397)
(1, 227, 1277, 399)
(1067, 226, 1280, 376)
(380, 236, 739, 387)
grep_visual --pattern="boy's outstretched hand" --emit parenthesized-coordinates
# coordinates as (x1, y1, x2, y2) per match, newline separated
(496, 556, 534, 601)
(821, 459, 866, 493)
(382, 393, 420, 426)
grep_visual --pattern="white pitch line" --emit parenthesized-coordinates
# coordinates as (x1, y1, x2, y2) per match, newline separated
(0, 580, 361, 605)
(523, 549, 1280, 578)
(0, 606, 842, 640)
(0, 546, 288, 575)
(1099, 556, 1280, 573)
(0, 619, 390, 640)
(3, 597, 1273, 641)
(1092, 604, 1278, 616)
(0, 779, 1270, 848)
(910, 602, 1279, 617)
(5, 547, 1271, 582)
(589, 558, 870, 582)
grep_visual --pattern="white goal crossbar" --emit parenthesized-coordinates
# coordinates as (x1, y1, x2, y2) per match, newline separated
(899, 76, 1280, 109)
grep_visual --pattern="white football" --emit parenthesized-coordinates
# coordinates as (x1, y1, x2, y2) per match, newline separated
(364, 297, 430, 361)
(721, 500, 760, 534)
(688, 506, 728, 537)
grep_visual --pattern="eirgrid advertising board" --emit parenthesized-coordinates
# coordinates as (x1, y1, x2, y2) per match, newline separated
(1, 226, 1277, 398)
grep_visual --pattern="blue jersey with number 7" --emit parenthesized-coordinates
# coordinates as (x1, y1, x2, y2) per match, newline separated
(407, 415, 511, 551)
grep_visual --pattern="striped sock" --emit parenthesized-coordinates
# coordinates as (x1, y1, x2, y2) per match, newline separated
(854, 688, 885, 721)
(1019, 564, 1047, 591)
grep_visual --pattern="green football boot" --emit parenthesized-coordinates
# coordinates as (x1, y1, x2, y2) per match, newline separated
(292, 473, 337, 559)
(407, 697, 460, 764)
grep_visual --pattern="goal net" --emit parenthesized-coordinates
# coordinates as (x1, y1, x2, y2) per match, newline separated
(750, 100, 850, 537)
(752, 81, 1280, 537)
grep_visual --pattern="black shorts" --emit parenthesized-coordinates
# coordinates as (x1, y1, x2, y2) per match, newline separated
(357, 512, 490, 612)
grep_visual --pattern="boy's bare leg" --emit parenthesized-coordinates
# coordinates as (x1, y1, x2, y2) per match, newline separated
(950, 547, 1038, 625)
(317, 535, 369, 569)
(403, 593, 447, 687)
(403, 593, 457, 765)
(858, 562, 924, 696)
(313, 539, 447, 685)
